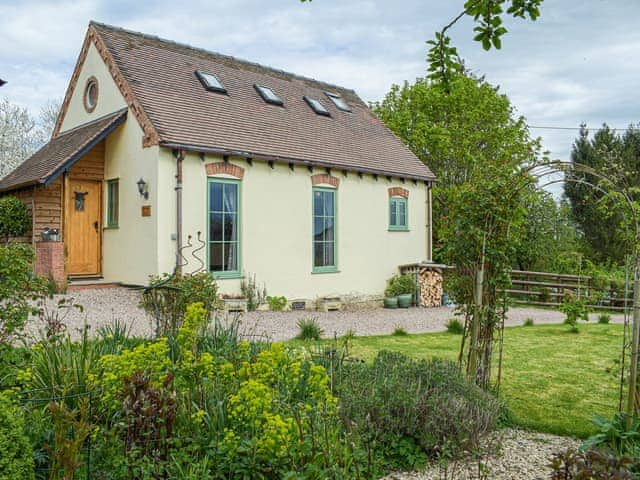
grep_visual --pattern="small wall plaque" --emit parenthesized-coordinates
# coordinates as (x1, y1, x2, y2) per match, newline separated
(141, 205, 152, 217)
(291, 301, 306, 311)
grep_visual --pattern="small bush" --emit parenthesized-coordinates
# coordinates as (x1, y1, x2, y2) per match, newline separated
(392, 326, 408, 336)
(598, 313, 611, 324)
(240, 273, 267, 311)
(337, 351, 501, 471)
(549, 448, 636, 479)
(582, 413, 640, 459)
(296, 318, 324, 341)
(446, 318, 464, 334)
(141, 272, 222, 338)
(266, 295, 287, 311)
(523, 317, 534, 327)
(560, 292, 589, 332)
(0, 196, 30, 244)
(385, 273, 417, 297)
(0, 395, 35, 480)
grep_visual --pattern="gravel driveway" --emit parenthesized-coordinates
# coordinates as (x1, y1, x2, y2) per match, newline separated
(30, 286, 626, 342)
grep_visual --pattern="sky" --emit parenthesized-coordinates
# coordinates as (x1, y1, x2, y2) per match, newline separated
(1, 0, 639, 197)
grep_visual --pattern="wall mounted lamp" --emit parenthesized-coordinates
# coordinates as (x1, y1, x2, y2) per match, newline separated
(137, 177, 149, 200)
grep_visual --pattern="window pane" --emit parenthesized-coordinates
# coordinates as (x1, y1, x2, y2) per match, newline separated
(314, 242, 324, 267)
(323, 191, 334, 216)
(209, 182, 223, 212)
(210, 243, 223, 271)
(313, 217, 324, 241)
(210, 213, 223, 241)
(223, 184, 237, 213)
(324, 217, 334, 242)
(390, 200, 397, 226)
(314, 191, 323, 216)
(398, 201, 406, 226)
(324, 241, 335, 267)
(223, 214, 237, 241)
(224, 242, 238, 271)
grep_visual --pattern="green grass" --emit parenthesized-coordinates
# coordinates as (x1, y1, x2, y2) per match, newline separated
(300, 323, 625, 438)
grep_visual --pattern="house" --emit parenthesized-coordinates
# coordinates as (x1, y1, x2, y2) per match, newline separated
(0, 22, 436, 304)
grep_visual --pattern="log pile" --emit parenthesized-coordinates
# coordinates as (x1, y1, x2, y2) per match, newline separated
(419, 267, 443, 307)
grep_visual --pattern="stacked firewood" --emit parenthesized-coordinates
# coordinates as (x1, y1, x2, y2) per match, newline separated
(419, 268, 443, 307)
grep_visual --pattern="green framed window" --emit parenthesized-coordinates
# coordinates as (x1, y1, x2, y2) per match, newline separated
(208, 178, 240, 277)
(389, 197, 408, 231)
(106, 179, 119, 228)
(313, 187, 337, 272)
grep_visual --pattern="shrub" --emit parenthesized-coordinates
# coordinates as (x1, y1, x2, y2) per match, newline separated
(336, 351, 501, 472)
(549, 448, 636, 479)
(296, 318, 324, 341)
(0, 196, 30, 244)
(0, 394, 35, 480)
(560, 292, 589, 332)
(0, 243, 47, 345)
(266, 295, 287, 311)
(240, 273, 267, 311)
(582, 413, 640, 460)
(598, 313, 611, 324)
(141, 272, 222, 338)
(446, 318, 464, 334)
(523, 317, 534, 327)
(385, 273, 417, 297)
(392, 326, 408, 336)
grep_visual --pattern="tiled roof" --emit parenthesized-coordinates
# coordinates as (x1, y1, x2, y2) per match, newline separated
(91, 22, 434, 181)
(0, 109, 127, 192)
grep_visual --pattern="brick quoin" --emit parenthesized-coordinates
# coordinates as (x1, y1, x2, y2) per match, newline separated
(35, 242, 66, 290)
(205, 162, 245, 179)
(310, 174, 340, 188)
(388, 187, 409, 198)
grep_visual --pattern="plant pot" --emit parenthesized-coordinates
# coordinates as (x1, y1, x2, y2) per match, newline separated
(384, 296, 398, 308)
(397, 294, 413, 308)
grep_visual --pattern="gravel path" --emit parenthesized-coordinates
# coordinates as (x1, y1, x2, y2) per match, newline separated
(30, 286, 626, 341)
(383, 428, 580, 480)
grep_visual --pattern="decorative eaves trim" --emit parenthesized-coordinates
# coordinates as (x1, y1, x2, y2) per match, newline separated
(52, 24, 161, 147)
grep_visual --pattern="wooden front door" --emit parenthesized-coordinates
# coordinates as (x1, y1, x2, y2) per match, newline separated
(66, 179, 101, 275)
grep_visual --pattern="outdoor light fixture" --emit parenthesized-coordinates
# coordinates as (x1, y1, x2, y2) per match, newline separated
(136, 178, 149, 200)
(0, 79, 6, 87)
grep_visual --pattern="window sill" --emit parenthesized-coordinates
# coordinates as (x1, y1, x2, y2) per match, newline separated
(103, 226, 119, 230)
(312, 267, 340, 274)
(212, 271, 243, 280)
(388, 227, 409, 232)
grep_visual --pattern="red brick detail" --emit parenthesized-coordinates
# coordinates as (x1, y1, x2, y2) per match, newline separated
(205, 162, 245, 179)
(388, 187, 409, 198)
(310, 174, 339, 188)
(35, 241, 66, 291)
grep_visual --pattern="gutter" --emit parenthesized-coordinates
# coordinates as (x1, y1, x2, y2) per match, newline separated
(160, 141, 436, 184)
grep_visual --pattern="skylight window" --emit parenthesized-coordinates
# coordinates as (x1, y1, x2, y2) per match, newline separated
(325, 92, 351, 112)
(303, 96, 330, 117)
(254, 84, 283, 106)
(195, 70, 227, 94)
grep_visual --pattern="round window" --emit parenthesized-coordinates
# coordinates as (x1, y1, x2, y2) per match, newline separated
(83, 77, 99, 113)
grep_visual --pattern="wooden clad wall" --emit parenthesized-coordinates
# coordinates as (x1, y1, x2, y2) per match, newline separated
(68, 141, 105, 180)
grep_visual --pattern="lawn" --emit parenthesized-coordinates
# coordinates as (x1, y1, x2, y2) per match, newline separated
(312, 323, 625, 438)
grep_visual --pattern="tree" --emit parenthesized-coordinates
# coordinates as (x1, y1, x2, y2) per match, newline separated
(564, 124, 640, 264)
(372, 72, 544, 261)
(0, 196, 30, 245)
(0, 97, 60, 178)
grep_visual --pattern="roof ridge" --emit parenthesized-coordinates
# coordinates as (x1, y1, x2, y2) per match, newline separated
(56, 107, 127, 137)
(89, 21, 357, 94)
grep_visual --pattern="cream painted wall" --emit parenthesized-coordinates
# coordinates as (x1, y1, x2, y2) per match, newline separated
(157, 149, 430, 300)
(58, 42, 127, 133)
(57, 38, 159, 285)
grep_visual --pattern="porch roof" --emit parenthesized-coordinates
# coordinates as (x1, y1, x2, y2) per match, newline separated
(0, 108, 127, 192)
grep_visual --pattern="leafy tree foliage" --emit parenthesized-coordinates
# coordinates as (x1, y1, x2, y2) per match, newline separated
(372, 73, 543, 262)
(0, 196, 31, 244)
(564, 124, 640, 264)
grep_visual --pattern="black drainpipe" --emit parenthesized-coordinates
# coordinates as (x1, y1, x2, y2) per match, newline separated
(173, 149, 185, 274)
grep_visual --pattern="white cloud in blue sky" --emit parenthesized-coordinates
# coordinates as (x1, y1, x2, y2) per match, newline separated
(1, 0, 639, 196)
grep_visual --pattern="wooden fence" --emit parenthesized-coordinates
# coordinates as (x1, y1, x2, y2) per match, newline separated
(501, 270, 631, 311)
